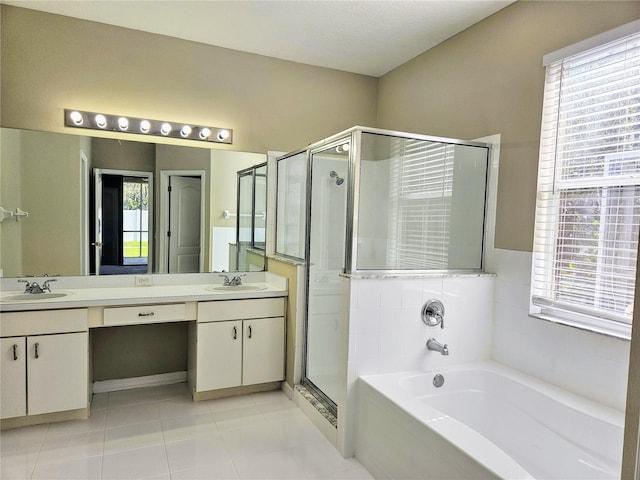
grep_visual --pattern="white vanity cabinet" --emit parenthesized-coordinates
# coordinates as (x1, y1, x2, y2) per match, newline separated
(0, 309, 88, 420)
(195, 298, 285, 393)
(1, 337, 26, 419)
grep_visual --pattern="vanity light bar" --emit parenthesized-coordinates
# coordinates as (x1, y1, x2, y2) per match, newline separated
(64, 109, 233, 144)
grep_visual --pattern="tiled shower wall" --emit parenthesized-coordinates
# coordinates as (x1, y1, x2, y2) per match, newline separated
(347, 275, 495, 376)
(490, 248, 630, 411)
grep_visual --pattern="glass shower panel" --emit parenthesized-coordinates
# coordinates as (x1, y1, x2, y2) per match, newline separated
(236, 171, 253, 271)
(305, 141, 349, 406)
(254, 164, 267, 251)
(276, 152, 307, 259)
(356, 133, 488, 271)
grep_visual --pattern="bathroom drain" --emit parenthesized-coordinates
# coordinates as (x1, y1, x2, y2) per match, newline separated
(433, 374, 445, 388)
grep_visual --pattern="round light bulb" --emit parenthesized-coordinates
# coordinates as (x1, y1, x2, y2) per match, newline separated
(342, 143, 350, 152)
(180, 125, 192, 137)
(199, 127, 211, 140)
(117, 117, 129, 130)
(217, 129, 230, 141)
(140, 120, 151, 133)
(70, 111, 84, 126)
(95, 114, 107, 129)
(161, 123, 172, 135)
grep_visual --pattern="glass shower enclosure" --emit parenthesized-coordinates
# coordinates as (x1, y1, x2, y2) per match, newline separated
(279, 127, 491, 414)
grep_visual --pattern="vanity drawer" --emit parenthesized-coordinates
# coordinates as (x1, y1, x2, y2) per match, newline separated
(103, 303, 186, 326)
(198, 298, 284, 322)
(1, 309, 88, 337)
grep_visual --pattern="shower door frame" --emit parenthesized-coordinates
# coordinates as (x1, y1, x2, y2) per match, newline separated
(346, 127, 492, 276)
(302, 133, 354, 416)
(299, 126, 493, 416)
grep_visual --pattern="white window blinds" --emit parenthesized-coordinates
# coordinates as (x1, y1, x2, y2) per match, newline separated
(531, 29, 640, 337)
(387, 139, 454, 269)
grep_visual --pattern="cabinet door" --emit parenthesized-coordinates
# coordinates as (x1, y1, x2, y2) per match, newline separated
(27, 332, 88, 416)
(242, 317, 285, 386)
(197, 321, 242, 391)
(1, 337, 26, 419)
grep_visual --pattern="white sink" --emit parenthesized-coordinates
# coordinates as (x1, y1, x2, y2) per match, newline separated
(206, 285, 268, 292)
(2, 292, 69, 301)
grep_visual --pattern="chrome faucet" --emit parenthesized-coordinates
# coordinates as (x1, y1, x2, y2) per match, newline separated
(219, 274, 245, 286)
(426, 338, 449, 355)
(42, 279, 56, 292)
(17, 278, 56, 294)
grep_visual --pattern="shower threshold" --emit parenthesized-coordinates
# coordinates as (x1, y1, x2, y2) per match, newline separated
(295, 384, 337, 428)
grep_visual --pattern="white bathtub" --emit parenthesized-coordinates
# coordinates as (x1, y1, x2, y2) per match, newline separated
(356, 362, 623, 479)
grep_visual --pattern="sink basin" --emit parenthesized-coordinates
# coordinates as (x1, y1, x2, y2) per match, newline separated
(2, 292, 69, 301)
(207, 285, 268, 292)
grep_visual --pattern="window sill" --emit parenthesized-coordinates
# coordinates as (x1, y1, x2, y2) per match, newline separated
(529, 310, 631, 341)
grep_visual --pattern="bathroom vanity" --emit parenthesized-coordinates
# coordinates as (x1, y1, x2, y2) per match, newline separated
(0, 273, 287, 428)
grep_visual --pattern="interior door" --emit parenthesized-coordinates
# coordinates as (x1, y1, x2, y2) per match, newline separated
(168, 176, 202, 273)
(92, 169, 104, 275)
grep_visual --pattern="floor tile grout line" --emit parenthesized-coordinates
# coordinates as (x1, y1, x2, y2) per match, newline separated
(28, 423, 50, 480)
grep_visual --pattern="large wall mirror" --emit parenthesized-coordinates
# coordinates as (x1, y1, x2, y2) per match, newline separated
(0, 127, 267, 278)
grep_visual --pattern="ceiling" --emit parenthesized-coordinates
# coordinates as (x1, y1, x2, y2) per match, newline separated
(4, 0, 515, 77)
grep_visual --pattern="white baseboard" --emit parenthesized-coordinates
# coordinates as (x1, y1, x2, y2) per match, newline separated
(281, 381, 294, 400)
(93, 371, 187, 394)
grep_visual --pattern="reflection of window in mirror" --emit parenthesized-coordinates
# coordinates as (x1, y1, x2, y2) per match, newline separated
(122, 177, 149, 266)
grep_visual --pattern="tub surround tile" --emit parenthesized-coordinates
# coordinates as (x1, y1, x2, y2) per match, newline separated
(491, 248, 630, 411)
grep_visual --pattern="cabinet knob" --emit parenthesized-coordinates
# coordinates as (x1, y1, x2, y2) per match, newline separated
(12, 344, 18, 361)
(34, 342, 40, 359)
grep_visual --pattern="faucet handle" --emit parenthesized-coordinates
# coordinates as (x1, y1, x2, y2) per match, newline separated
(422, 299, 445, 329)
(42, 279, 57, 292)
(17, 279, 30, 292)
(219, 274, 231, 286)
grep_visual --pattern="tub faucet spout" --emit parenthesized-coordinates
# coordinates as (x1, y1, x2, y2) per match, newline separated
(426, 338, 449, 355)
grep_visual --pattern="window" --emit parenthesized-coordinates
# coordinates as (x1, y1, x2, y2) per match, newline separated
(122, 177, 149, 264)
(355, 132, 488, 271)
(387, 139, 454, 269)
(530, 25, 640, 338)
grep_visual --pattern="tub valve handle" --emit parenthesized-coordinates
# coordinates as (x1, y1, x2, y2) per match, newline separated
(422, 299, 445, 329)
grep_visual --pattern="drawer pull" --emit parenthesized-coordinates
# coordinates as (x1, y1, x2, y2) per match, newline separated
(138, 312, 155, 317)
(233, 326, 237, 339)
(12, 344, 18, 361)
(34, 342, 39, 359)
(248, 325, 252, 339)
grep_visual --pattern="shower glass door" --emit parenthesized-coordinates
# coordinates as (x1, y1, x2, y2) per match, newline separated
(304, 139, 350, 410)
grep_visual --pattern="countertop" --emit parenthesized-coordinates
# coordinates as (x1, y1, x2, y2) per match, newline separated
(0, 282, 287, 312)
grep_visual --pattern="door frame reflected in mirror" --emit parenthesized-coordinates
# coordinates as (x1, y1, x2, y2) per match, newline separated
(91, 168, 154, 276)
(158, 170, 206, 274)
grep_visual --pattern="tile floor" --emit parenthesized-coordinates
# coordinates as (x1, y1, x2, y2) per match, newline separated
(0, 383, 374, 480)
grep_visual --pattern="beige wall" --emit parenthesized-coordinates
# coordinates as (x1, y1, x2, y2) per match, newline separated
(0, 129, 83, 277)
(91, 323, 188, 381)
(210, 150, 266, 229)
(92, 138, 156, 172)
(376, 1, 640, 252)
(0, 5, 378, 154)
(266, 259, 299, 388)
(0, 129, 23, 276)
